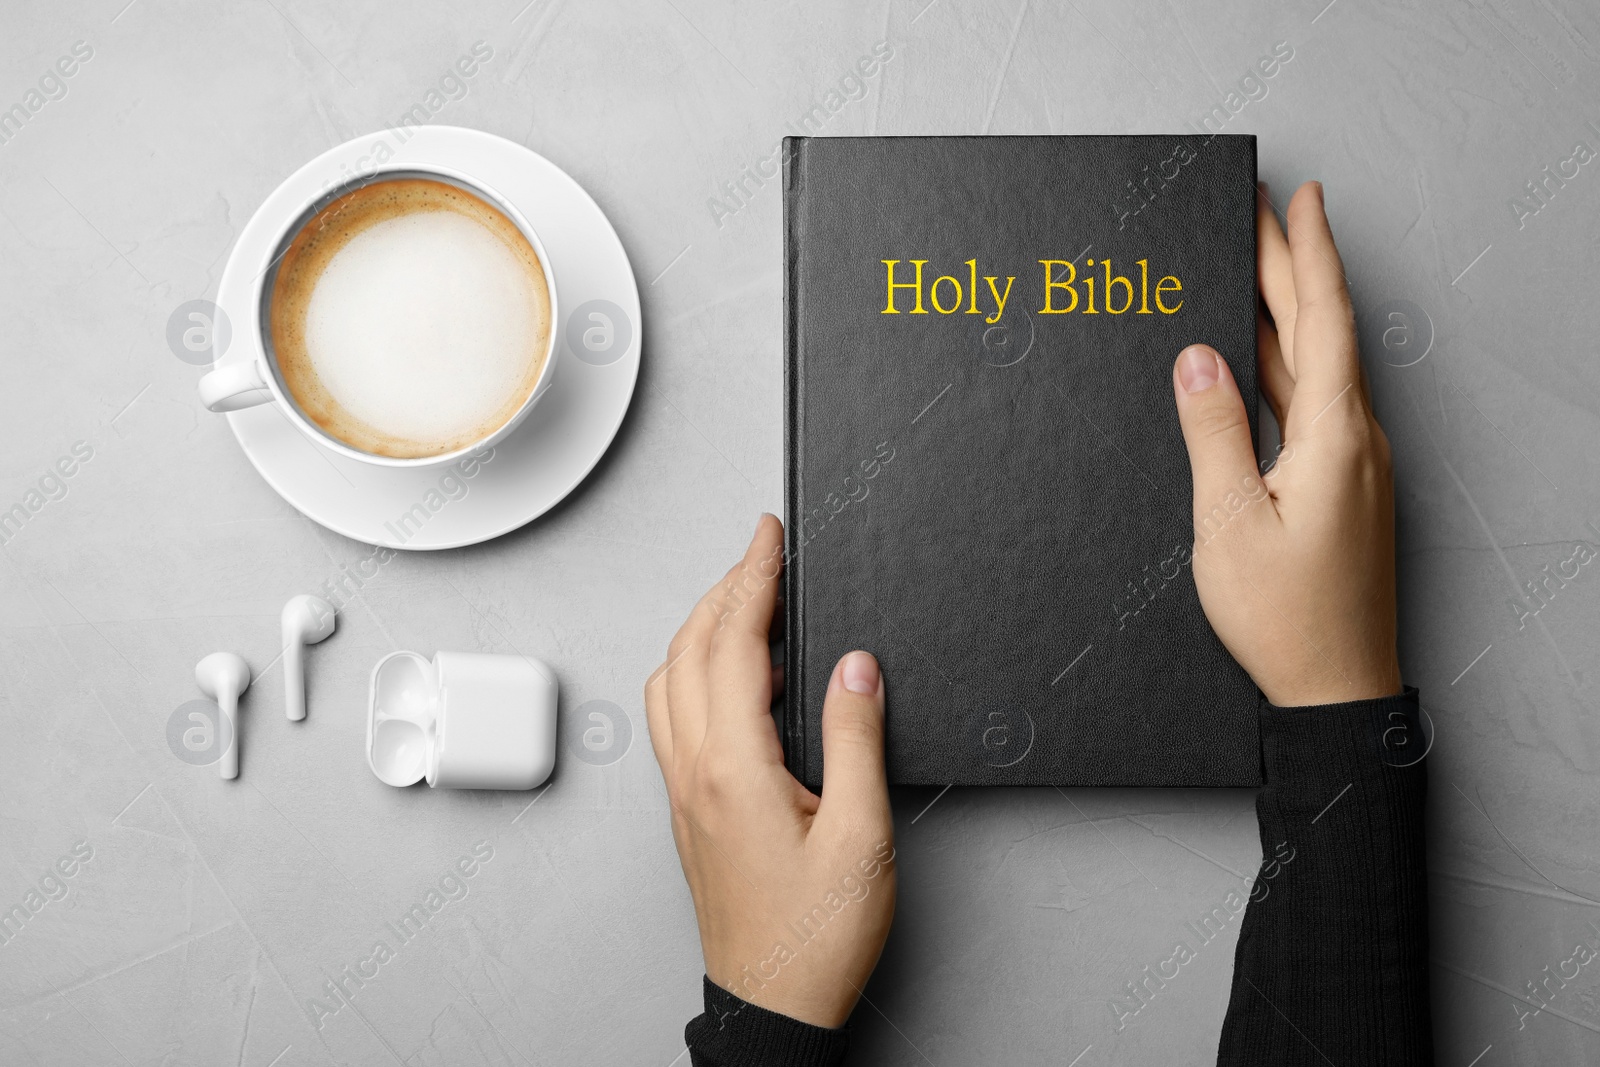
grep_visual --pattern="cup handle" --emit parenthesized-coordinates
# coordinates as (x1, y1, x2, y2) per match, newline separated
(198, 360, 272, 412)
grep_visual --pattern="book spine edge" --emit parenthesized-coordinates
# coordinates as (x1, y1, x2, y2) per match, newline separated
(782, 135, 809, 787)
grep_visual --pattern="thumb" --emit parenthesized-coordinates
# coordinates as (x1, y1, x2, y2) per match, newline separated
(1172, 345, 1263, 533)
(815, 651, 890, 826)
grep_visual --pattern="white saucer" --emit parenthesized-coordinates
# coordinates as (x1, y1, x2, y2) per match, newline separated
(214, 126, 641, 550)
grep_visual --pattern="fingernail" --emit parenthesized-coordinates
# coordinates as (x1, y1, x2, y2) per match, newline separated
(842, 651, 880, 695)
(1177, 345, 1220, 394)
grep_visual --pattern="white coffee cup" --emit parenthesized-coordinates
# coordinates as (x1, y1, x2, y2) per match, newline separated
(198, 164, 560, 469)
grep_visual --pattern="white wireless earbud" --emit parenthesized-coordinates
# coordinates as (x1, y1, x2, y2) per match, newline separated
(282, 594, 337, 722)
(196, 652, 251, 780)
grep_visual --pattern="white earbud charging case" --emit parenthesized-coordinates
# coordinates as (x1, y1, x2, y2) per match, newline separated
(367, 650, 557, 790)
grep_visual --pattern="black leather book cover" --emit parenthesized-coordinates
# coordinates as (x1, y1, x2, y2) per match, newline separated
(782, 135, 1261, 789)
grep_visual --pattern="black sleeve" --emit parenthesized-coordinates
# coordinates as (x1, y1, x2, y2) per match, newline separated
(1218, 687, 1433, 1065)
(685, 976, 851, 1067)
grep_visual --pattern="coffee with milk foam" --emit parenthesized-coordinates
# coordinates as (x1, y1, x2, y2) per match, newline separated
(270, 178, 552, 459)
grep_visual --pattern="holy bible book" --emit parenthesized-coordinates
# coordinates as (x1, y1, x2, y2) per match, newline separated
(782, 135, 1261, 789)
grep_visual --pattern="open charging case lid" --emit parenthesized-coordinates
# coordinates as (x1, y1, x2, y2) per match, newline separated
(367, 650, 558, 790)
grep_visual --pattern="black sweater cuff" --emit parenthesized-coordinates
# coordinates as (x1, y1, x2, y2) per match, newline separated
(1218, 687, 1432, 1066)
(685, 976, 850, 1067)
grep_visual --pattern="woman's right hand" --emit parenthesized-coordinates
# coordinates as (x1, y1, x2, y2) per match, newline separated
(1170, 181, 1402, 707)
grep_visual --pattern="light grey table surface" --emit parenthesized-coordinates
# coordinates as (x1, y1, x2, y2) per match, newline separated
(2, 1, 1598, 1064)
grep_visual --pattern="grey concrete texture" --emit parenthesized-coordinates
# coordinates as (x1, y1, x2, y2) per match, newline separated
(0, 0, 1596, 1064)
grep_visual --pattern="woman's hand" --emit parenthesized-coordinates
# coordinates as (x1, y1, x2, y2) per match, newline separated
(1173, 181, 1402, 707)
(645, 514, 896, 1028)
